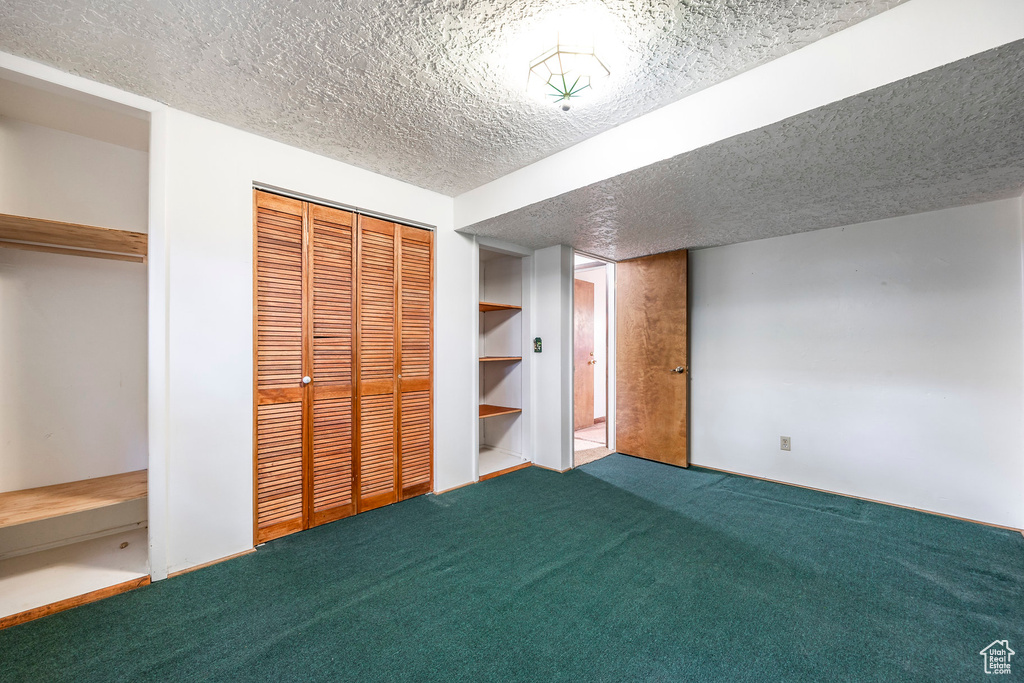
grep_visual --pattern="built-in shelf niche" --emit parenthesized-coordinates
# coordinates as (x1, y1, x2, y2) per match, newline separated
(0, 78, 152, 626)
(478, 245, 529, 479)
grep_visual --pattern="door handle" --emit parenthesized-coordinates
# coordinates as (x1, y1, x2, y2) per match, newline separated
(302, 376, 312, 385)
(672, 366, 687, 374)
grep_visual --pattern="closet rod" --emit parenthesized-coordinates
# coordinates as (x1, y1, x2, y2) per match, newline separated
(252, 183, 435, 232)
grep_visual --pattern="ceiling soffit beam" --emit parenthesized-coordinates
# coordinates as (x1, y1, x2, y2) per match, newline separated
(0, 52, 162, 115)
(454, 0, 1024, 230)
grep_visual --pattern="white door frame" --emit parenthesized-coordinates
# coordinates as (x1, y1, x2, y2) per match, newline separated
(571, 251, 616, 465)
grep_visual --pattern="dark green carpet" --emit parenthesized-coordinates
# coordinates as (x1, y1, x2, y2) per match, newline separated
(1, 454, 1021, 682)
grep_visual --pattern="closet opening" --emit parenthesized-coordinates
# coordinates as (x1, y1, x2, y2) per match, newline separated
(573, 252, 615, 466)
(0, 69, 151, 626)
(477, 244, 530, 480)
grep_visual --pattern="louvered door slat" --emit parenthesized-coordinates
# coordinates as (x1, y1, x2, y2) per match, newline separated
(255, 200, 303, 391)
(312, 205, 354, 387)
(312, 397, 354, 524)
(359, 394, 396, 506)
(400, 230, 431, 385)
(400, 391, 431, 497)
(359, 218, 395, 387)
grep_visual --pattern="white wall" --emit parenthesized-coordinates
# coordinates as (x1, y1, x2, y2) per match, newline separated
(434, 226, 478, 491)
(575, 266, 607, 421)
(0, 117, 148, 493)
(0, 116, 148, 231)
(690, 197, 1024, 529)
(150, 109, 472, 576)
(532, 245, 574, 471)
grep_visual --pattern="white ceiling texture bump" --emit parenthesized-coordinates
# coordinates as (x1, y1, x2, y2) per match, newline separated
(460, 39, 1024, 260)
(0, 0, 904, 195)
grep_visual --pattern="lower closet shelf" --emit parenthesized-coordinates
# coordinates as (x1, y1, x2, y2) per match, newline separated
(0, 470, 147, 529)
(0, 528, 149, 622)
(479, 446, 530, 478)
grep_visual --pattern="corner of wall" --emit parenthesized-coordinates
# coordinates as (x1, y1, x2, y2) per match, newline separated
(146, 107, 170, 581)
(530, 244, 574, 472)
(432, 227, 478, 492)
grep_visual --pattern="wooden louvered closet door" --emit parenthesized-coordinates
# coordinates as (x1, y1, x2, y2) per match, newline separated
(355, 218, 435, 510)
(398, 225, 433, 500)
(254, 192, 308, 543)
(310, 204, 356, 526)
(356, 217, 399, 512)
(255, 191, 432, 544)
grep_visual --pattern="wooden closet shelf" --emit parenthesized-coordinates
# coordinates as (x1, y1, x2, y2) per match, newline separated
(0, 470, 147, 529)
(0, 213, 148, 263)
(479, 356, 522, 362)
(478, 446, 531, 480)
(479, 404, 522, 419)
(479, 302, 522, 312)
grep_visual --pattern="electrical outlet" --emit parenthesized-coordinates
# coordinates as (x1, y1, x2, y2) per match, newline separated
(780, 436, 791, 451)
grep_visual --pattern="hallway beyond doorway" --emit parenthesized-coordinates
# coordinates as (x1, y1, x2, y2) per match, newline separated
(574, 423, 612, 465)
(573, 253, 613, 467)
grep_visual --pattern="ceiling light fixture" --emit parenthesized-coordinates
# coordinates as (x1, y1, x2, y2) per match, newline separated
(528, 38, 609, 111)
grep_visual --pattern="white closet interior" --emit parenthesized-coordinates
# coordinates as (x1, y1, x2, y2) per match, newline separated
(0, 70, 150, 622)
(477, 244, 532, 478)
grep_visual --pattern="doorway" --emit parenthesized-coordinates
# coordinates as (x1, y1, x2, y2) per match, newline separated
(573, 253, 614, 466)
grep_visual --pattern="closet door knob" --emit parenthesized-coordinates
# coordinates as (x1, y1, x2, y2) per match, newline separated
(302, 376, 312, 385)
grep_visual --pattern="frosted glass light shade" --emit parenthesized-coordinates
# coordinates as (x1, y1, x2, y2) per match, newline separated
(529, 42, 609, 109)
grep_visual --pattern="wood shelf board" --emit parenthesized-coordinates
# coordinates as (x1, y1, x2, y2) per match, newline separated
(479, 302, 522, 312)
(480, 462, 532, 481)
(0, 470, 148, 529)
(479, 356, 522, 362)
(479, 404, 522, 419)
(0, 239, 145, 263)
(0, 213, 148, 257)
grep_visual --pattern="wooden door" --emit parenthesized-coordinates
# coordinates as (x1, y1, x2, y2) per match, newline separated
(356, 216, 399, 512)
(255, 192, 433, 542)
(397, 225, 433, 500)
(574, 279, 595, 431)
(309, 204, 356, 526)
(254, 192, 308, 543)
(615, 250, 689, 467)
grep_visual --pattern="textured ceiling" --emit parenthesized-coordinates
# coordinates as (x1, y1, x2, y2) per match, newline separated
(0, 0, 904, 195)
(460, 40, 1024, 260)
